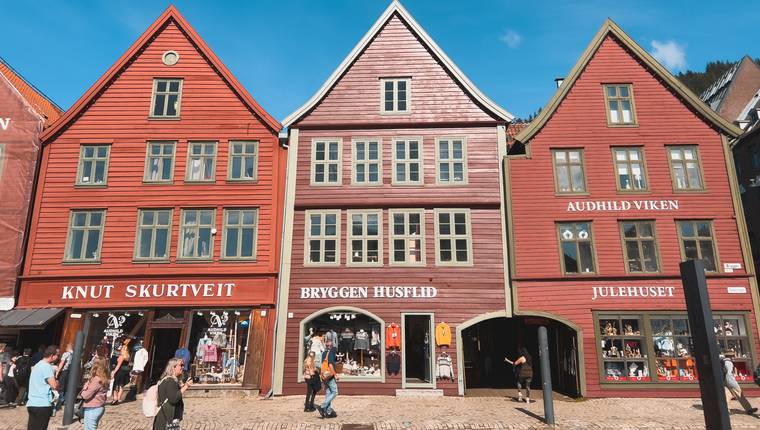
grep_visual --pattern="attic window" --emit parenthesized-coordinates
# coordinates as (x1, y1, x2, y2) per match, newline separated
(604, 84, 637, 126)
(381, 78, 410, 114)
(162, 51, 179, 66)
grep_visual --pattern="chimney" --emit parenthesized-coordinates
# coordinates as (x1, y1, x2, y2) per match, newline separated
(554, 77, 565, 88)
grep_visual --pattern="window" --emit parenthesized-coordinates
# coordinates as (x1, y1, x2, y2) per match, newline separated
(393, 138, 422, 185)
(651, 316, 696, 382)
(347, 210, 382, 266)
(188, 309, 251, 384)
(305, 211, 340, 265)
(604, 84, 636, 125)
(598, 315, 649, 382)
(352, 139, 381, 185)
(436, 138, 467, 184)
(65, 210, 105, 262)
(185, 142, 217, 182)
(76, 145, 110, 185)
(311, 139, 341, 185)
(151, 78, 182, 118)
(222, 208, 258, 259)
(552, 149, 586, 193)
(713, 315, 753, 382)
(668, 146, 704, 191)
(178, 209, 215, 260)
(134, 209, 172, 260)
(620, 221, 659, 273)
(558, 222, 595, 274)
(144, 141, 175, 182)
(435, 209, 472, 265)
(677, 220, 717, 272)
(389, 209, 425, 266)
(228, 141, 258, 181)
(613, 147, 647, 191)
(381, 78, 410, 114)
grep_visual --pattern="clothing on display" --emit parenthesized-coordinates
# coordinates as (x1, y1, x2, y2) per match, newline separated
(196, 335, 212, 358)
(187, 309, 250, 385)
(435, 322, 452, 347)
(436, 352, 454, 380)
(387, 351, 401, 375)
(325, 330, 338, 346)
(371, 330, 380, 348)
(354, 330, 370, 350)
(303, 313, 382, 378)
(175, 348, 191, 369)
(132, 347, 149, 372)
(386, 323, 401, 350)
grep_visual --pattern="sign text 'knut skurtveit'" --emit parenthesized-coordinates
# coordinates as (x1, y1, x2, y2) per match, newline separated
(567, 200, 679, 212)
(592, 286, 676, 301)
(300, 286, 438, 299)
(61, 282, 236, 300)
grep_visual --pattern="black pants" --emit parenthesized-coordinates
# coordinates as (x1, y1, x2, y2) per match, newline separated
(27, 406, 52, 430)
(305, 377, 320, 407)
(17, 383, 28, 404)
(4, 377, 18, 404)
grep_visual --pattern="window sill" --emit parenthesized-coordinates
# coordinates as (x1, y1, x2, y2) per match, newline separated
(309, 182, 343, 187)
(606, 123, 639, 128)
(184, 180, 217, 184)
(219, 258, 258, 263)
(435, 261, 474, 267)
(671, 188, 709, 194)
(143, 180, 174, 185)
(62, 260, 101, 265)
(132, 259, 171, 264)
(175, 259, 214, 264)
(226, 179, 258, 184)
(391, 182, 425, 187)
(350, 182, 384, 187)
(554, 192, 590, 197)
(74, 184, 108, 189)
(380, 110, 411, 116)
(148, 116, 181, 121)
(615, 190, 651, 195)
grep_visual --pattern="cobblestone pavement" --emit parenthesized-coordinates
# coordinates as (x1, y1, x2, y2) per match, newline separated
(2, 395, 760, 430)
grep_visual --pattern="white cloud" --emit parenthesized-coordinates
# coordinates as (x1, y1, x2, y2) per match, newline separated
(650, 40, 687, 72)
(500, 30, 522, 49)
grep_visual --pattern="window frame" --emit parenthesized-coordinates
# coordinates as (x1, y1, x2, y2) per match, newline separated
(603, 83, 637, 126)
(380, 77, 411, 115)
(149, 78, 183, 119)
(551, 148, 587, 195)
(221, 208, 259, 260)
(63, 209, 106, 263)
(0, 144, 5, 180)
(177, 208, 216, 261)
(611, 146, 649, 192)
(133, 208, 173, 262)
(556, 221, 598, 275)
(351, 138, 382, 186)
(310, 138, 343, 186)
(667, 145, 706, 192)
(184, 141, 218, 183)
(676, 220, 720, 273)
(143, 141, 176, 183)
(227, 140, 259, 182)
(392, 137, 424, 186)
(388, 209, 426, 267)
(435, 137, 468, 185)
(75, 144, 111, 187)
(434, 208, 473, 266)
(304, 210, 342, 267)
(595, 313, 650, 383)
(619, 220, 661, 274)
(346, 209, 383, 267)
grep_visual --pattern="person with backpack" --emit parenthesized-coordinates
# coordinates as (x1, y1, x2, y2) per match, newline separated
(315, 337, 338, 419)
(722, 353, 757, 415)
(505, 347, 534, 403)
(26, 345, 60, 430)
(79, 358, 109, 430)
(15, 348, 32, 406)
(152, 358, 192, 430)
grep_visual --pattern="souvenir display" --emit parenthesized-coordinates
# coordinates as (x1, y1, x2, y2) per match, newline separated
(304, 311, 382, 378)
(188, 309, 250, 384)
(599, 315, 649, 382)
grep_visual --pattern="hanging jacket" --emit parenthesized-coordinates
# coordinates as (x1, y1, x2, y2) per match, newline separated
(386, 323, 401, 349)
(435, 322, 452, 347)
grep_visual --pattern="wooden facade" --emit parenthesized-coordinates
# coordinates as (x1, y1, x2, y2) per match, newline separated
(17, 6, 285, 393)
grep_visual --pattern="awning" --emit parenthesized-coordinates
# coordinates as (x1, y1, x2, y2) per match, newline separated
(0, 308, 64, 328)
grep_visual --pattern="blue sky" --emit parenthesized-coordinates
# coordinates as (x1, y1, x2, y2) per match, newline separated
(2, 0, 759, 120)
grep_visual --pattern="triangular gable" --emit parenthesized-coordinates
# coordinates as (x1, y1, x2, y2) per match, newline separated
(42, 5, 281, 142)
(515, 19, 742, 144)
(282, 0, 513, 127)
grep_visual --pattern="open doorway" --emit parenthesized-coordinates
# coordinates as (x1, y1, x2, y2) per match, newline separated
(402, 313, 433, 388)
(147, 328, 182, 385)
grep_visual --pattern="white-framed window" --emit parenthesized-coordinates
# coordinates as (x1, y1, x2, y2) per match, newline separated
(222, 208, 258, 260)
(144, 141, 175, 182)
(603, 84, 636, 125)
(393, 138, 422, 185)
(64, 210, 106, 263)
(668, 146, 704, 191)
(178, 208, 215, 260)
(347, 210, 382, 266)
(436, 138, 467, 184)
(352, 139, 381, 185)
(434, 209, 472, 265)
(76, 145, 110, 186)
(134, 209, 172, 261)
(150, 78, 183, 118)
(185, 142, 217, 182)
(381, 78, 410, 114)
(311, 139, 342, 185)
(389, 209, 425, 266)
(228, 141, 258, 181)
(305, 210, 341, 265)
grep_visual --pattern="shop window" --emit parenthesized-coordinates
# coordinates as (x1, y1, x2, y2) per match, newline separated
(352, 139, 381, 185)
(393, 138, 422, 185)
(144, 141, 175, 182)
(65, 210, 105, 263)
(188, 309, 250, 384)
(435, 209, 472, 265)
(381, 78, 410, 114)
(222, 208, 258, 260)
(714, 315, 753, 381)
(134, 209, 172, 261)
(598, 315, 649, 382)
(311, 139, 341, 185)
(436, 138, 467, 184)
(305, 210, 340, 265)
(347, 210, 382, 266)
(676, 220, 717, 272)
(389, 209, 425, 266)
(303, 310, 382, 379)
(178, 209, 215, 260)
(620, 221, 659, 273)
(84, 311, 147, 378)
(552, 149, 586, 194)
(150, 78, 182, 118)
(557, 222, 595, 274)
(76, 145, 110, 186)
(668, 146, 704, 191)
(603, 84, 636, 125)
(613, 147, 647, 191)
(651, 316, 697, 382)
(228, 141, 258, 181)
(185, 142, 217, 182)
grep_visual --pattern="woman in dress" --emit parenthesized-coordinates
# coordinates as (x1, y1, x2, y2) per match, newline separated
(110, 339, 131, 405)
(80, 358, 110, 429)
(153, 358, 193, 430)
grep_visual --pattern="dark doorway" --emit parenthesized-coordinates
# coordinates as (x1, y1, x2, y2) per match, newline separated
(403, 314, 433, 386)
(147, 328, 182, 385)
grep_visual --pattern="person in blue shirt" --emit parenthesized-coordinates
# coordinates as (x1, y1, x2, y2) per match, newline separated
(26, 345, 60, 430)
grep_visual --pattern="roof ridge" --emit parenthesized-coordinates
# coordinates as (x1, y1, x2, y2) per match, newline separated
(0, 56, 63, 112)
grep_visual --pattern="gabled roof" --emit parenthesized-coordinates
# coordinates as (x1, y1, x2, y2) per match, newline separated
(42, 5, 281, 142)
(0, 57, 62, 126)
(515, 19, 742, 144)
(282, 0, 513, 127)
(700, 56, 760, 121)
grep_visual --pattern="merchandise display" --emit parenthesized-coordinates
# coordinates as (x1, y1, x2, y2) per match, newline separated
(713, 315, 753, 381)
(83, 311, 147, 379)
(304, 312, 382, 378)
(651, 317, 697, 382)
(435, 322, 451, 347)
(188, 309, 251, 384)
(598, 316, 649, 382)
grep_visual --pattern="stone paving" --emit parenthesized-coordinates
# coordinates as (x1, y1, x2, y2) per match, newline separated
(2, 395, 760, 430)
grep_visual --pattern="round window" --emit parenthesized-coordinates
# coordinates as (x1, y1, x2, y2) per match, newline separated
(162, 51, 179, 66)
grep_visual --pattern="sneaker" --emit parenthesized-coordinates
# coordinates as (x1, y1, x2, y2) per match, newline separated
(748, 407, 758, 415)
(525, 398, 531, 404)
(315, 405, 325, 419)
(327, 411, 337, 419)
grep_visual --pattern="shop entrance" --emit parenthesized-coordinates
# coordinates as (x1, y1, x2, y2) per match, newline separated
(402, 313, 434, 388)
(147, 328, 182, 385)
(461, 316, 580, 397)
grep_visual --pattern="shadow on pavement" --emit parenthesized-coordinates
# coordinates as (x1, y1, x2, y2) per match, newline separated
(516, 407, 546, 423)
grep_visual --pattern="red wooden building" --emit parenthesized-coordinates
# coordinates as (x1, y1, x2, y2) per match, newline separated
(17, 6, 285, 393)
(273, 1, 514, 396)
(508, 20, 758, 397)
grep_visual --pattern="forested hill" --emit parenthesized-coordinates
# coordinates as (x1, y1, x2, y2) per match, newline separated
(676, 58, 760, 97)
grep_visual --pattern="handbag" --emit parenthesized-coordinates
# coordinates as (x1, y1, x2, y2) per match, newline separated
(74, 398, 85, 420)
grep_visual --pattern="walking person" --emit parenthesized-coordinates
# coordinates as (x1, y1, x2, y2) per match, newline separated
(110, 339, 131, 405)
(79, 358, 109, 430)
(0, 343, 9, 404)
(302, 351, 321, 412)
(505, 347, 533, 403)
(15, 348, 33, 406)
(54, 343, 73, 413)
(6, 354, 19, 407)
(316, 338, 338, 419)
(153, 358, 193, 430)
(26, 345, 60, 430)
(722, 352, 757, 415)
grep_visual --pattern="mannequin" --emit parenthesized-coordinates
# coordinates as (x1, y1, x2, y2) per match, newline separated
(309, 334, 325, 364)
(340, 328, 354, 355)
(197, 333, 212, 358)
